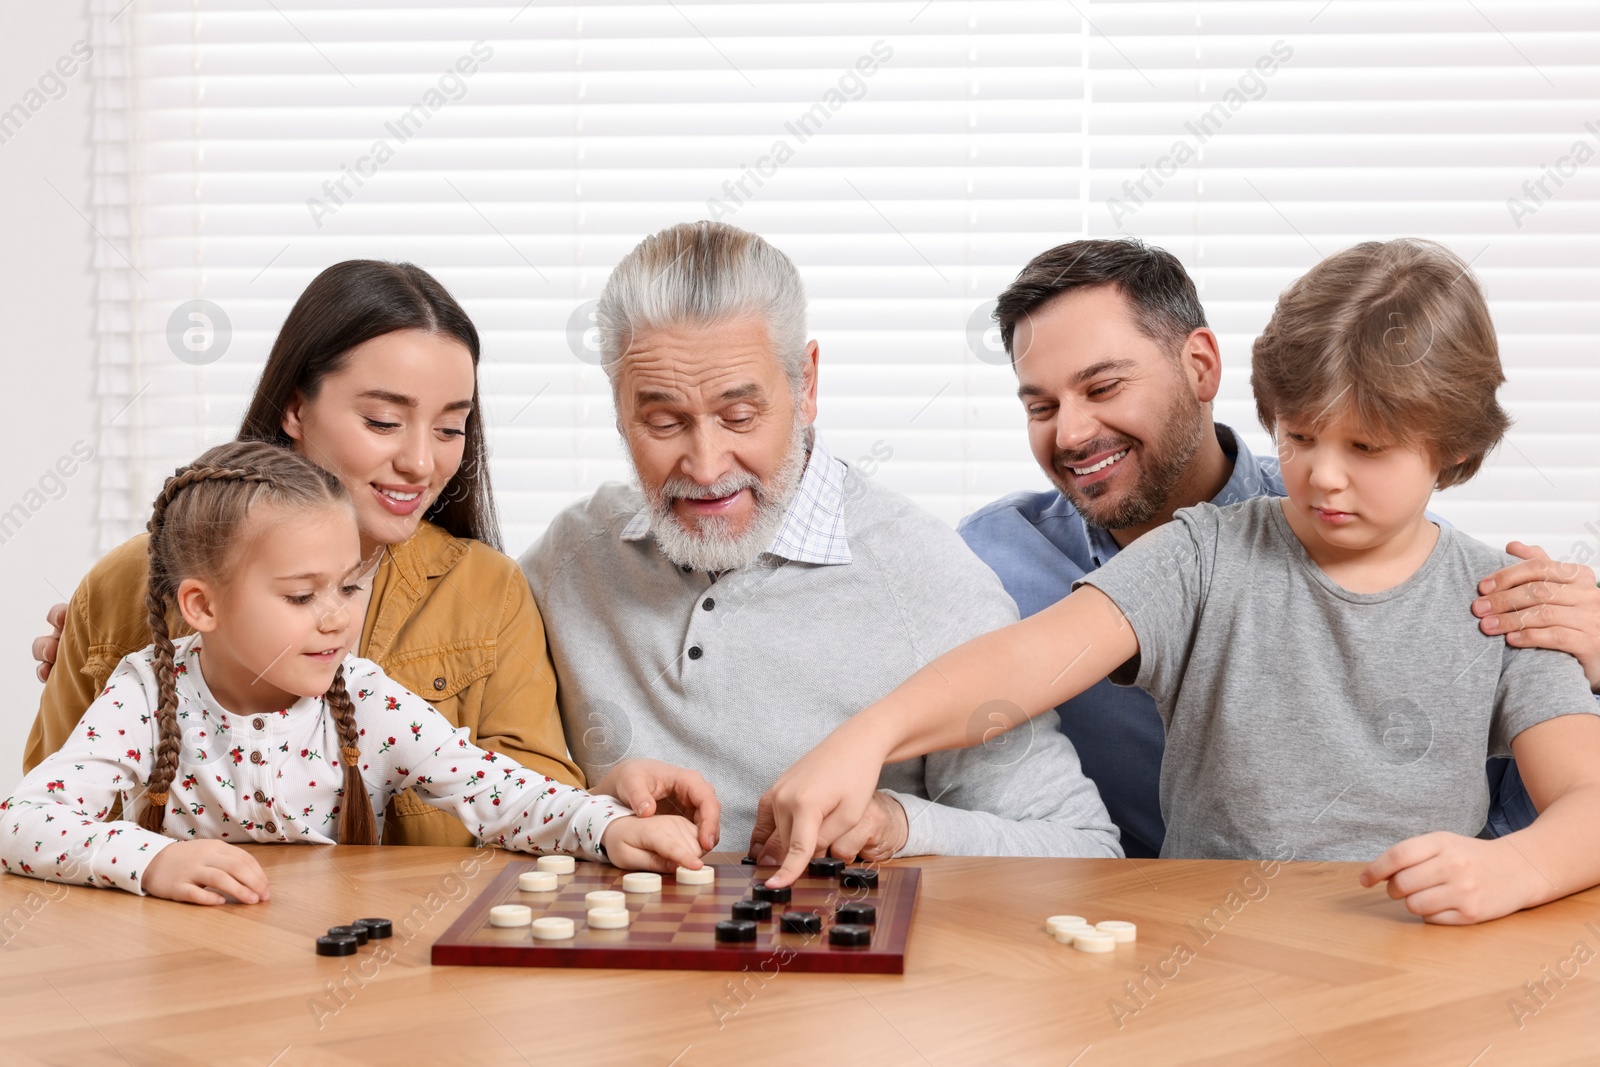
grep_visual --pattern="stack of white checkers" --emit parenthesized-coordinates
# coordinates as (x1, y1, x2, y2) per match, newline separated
(1046, 915, 1137, 953)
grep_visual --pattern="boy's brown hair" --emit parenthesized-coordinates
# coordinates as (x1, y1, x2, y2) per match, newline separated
(1250, 238, 1510, 489)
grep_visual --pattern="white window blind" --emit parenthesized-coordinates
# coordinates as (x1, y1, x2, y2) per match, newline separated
(90, 0, 1597, 560)
(1085, 1, 1600, 556)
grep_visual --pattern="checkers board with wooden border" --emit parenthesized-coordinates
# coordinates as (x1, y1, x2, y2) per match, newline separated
(431, 861, 920, 973)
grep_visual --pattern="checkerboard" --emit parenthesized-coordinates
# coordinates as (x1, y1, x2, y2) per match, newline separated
(431, 861, 920, 973)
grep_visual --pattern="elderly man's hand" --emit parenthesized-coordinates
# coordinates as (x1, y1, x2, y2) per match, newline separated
(589, 759, 721, 853)
(1475, 541, 1600, 690)
(748, 790, 908, 867)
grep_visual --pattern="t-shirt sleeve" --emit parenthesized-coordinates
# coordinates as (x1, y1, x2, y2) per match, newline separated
(1489, 642, 1600, 755)
(1073, 508, 1214, 707)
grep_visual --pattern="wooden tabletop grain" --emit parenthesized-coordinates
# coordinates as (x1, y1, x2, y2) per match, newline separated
(3, 845, 1597, 1066)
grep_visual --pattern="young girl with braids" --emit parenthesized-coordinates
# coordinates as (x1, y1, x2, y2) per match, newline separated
(1, 442, 702, 904)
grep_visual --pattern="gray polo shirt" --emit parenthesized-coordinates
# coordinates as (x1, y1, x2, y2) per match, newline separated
(521, 435, 1121, 858)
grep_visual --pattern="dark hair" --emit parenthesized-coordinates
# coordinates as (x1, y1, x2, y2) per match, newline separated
(137, 441, 379, 847)
(995, 238, 1208, 361)
(238, 260, 500, 550)
(1251, 238, 1509, 490)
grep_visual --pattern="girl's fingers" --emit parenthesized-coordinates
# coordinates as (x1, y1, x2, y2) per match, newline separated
(198, 867, 261, 905)
(174, 882, 229, 906)
(217, 852, 273, 900)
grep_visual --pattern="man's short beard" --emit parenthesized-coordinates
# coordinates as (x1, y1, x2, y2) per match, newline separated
(1050, 381, 1204, 531)
(634, 415, 811, 573)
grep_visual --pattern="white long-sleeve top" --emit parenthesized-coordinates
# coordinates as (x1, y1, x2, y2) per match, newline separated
(1, 634, 629, 894)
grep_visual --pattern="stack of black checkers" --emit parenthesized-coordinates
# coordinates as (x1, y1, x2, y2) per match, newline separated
(315, 917, 393, 956)
(714, 858, 880, 947)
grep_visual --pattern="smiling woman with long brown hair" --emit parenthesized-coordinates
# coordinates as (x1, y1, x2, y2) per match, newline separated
(24, 260, 581, 846)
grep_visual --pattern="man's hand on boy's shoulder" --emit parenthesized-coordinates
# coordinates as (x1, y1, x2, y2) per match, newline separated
(1474, 541, 1600, 691)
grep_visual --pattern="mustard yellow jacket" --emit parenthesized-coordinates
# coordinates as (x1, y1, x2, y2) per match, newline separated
(22, 520, 582, 846)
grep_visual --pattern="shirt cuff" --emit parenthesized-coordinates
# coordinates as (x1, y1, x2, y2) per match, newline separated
(879, 789, 936, 859)
(569, 793, 635, 861)
(102, 826, 178, 896)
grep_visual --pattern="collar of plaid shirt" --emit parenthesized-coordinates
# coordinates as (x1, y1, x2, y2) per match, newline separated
(619, 431, 853, 566)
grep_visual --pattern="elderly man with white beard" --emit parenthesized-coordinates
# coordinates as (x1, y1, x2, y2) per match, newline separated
(521, 220, 1120, 863)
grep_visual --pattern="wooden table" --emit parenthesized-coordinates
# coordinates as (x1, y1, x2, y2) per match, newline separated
(3, 846, 1597, 1066)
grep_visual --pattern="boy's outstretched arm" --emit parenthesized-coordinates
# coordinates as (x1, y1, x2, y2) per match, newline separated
(1361, 713, 1600, 923)
(753, 584, 1138, 887)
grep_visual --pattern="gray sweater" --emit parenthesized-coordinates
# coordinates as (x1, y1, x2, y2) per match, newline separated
(521, 444, 1120, 859)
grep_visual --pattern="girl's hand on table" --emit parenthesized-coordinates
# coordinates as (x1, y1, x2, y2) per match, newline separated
(142, 840, 272, 905)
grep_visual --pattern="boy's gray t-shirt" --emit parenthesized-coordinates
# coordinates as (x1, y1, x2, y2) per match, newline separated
(1080, 495, 1597, 862)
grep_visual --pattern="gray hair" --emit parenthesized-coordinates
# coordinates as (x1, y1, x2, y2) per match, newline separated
(597, 221, 809, 396)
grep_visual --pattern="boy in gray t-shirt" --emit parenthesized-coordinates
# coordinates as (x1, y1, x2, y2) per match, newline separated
(1083, 493, 1595, 862)
(762, 239, 1600, 925)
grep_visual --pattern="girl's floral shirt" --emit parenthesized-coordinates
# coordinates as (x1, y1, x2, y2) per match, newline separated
(1, 634, 630, 894)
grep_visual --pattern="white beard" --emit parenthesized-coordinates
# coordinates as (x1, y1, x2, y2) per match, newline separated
(634, 417, 810, 573)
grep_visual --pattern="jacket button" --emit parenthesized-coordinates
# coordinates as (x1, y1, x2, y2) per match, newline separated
(251, 717, 265, 731)
(433, 677, 446, 691)
(249, 751, 263, 765)
(687, 646, 703, 660)
(254, 790, 267, 803)
(702, 598, 715, 611)
(264, 821, 277, 834)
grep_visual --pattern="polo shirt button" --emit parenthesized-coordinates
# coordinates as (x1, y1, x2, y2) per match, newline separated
(687, 646, 704, 660)
(251, 717, 265, 731)
(249, 751, 263, 765)
(433, 677, 446, 691)
(702, 598, 715, 611)
(254, 790, 268, 803)
(264, 821, 277, 834)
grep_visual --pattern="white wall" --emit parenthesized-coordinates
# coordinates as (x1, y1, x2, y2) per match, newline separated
(0, 3, 99, 781)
